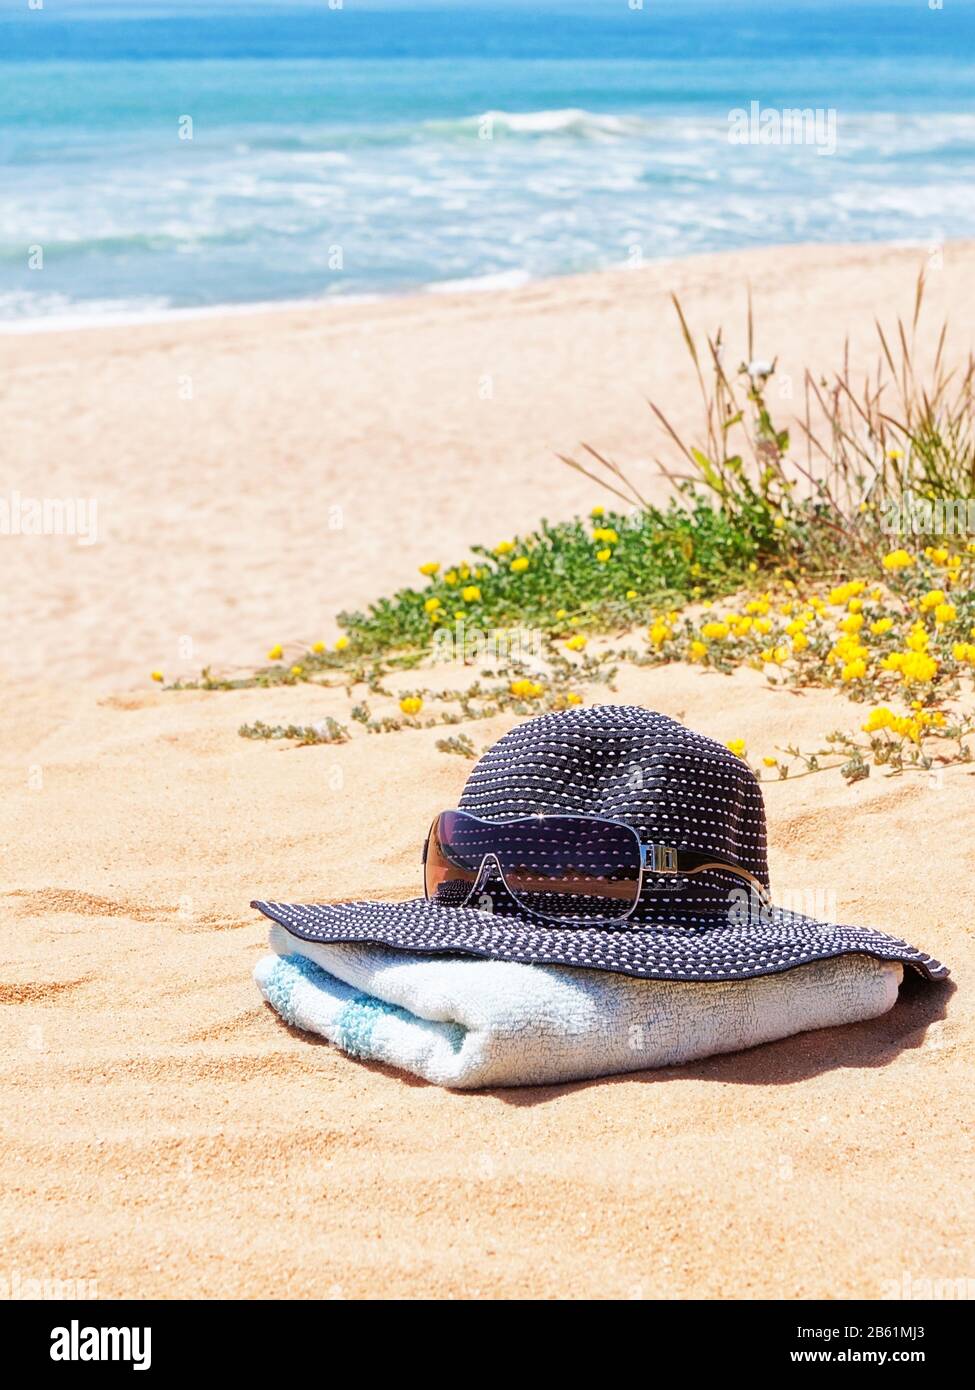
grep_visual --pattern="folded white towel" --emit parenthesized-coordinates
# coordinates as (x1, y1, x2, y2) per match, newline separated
(254, 925, 902, 1089)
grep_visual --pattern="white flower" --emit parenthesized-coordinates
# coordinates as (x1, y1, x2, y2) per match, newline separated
(746, 358, 773, 380)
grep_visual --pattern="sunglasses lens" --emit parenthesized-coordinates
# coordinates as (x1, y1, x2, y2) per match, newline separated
(496, 815, 641, 921)
(425, 812, 641, 921)
(424, 811, 491, 907)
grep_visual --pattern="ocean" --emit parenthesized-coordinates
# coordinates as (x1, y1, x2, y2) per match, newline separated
(2, 0, 975, 325)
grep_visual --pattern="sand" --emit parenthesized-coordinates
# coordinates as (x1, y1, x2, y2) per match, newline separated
(1, 241, 973, 1300)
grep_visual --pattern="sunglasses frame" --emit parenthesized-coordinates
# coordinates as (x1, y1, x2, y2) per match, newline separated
(422, 809, 770, 926)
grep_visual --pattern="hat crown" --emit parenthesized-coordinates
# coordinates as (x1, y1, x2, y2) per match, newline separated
(459, 705, 769, 918)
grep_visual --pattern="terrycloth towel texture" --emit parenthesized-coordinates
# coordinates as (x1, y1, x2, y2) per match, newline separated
(255, 924, 903, 1089)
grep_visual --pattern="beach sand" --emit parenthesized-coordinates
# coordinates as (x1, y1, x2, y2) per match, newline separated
(1, 241, 973, 1299)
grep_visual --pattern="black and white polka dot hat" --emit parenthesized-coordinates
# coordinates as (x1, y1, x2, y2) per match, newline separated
(252, 705, 948, 984)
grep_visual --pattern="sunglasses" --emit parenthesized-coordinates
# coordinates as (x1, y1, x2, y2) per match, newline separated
(422, 809, 769, 925)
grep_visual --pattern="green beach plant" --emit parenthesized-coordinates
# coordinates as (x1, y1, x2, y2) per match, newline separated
(566, 272, 975, 571)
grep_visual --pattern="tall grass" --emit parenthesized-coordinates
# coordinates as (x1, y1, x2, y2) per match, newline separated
(563, 271, 975, 568)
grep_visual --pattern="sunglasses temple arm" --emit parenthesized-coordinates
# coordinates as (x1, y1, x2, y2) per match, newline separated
(643, 843, 771, 904)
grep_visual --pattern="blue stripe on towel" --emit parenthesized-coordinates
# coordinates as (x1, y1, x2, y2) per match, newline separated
(335, 993, 466, 1058)
(267, 953, 467, 1059)
(263, 952, 323, 1019)
(335, 993, 400, 1057)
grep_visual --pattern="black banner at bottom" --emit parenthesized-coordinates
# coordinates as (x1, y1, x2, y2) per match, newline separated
(0, 1297, 967, 1373)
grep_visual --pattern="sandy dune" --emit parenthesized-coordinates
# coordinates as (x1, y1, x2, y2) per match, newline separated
(2, 240, 974, 688)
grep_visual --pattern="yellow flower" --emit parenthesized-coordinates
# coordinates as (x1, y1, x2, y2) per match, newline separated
(730, 616, 753, 637)
(905, 624, 929, 652)
(840, 657, 867, 681)
(626, 589, 638, 600)
(701, 621, 729, 641)
(760, 645, 789, 665)
(952, 642, 975, 663)
(419, 562, 440, 577)
(862, 706, 894, 732)
(748, 561, 758, 573)
(267, 644, 283, 661)
(887, 447, 904, 460)
(454, 610, 465, 620)
(925, 546, 950, 566)
(690, 563, 703, 579)
(566, 692, 583, 705)
(461, 585, 481, 603)
(791, 632, 809, 653)
(565, 634, 587, 652)
(870, 617, 893, 636)
(899, 652, 939, 684)
(882, 549, 913, 570)
(151, 670, 164, 683)
(494, 540, 515, 555)
(746, 598, 770, 616)
(335, 636, 349, 651)
(828, 580, 866, 606)
(509, 679, 544, 699)
(847, 598, 863, 613)
(785, 618, 806, 637)
(762, 756, 778, 767)
(444, 569, 458, 586)
(828, 633, 868, 666)
(592, 527, 619, 545)
(839, 613, 864, 634)
(311, 641, 325, 654)
(725, 739, 747, 759)
(590, 505, 605, 518)
(934, 603, 957, 626)
(689, 640, 707, 662)
(555, 608, 567, 620)
(773, 515, 786, 530)
(754, 617, 773, 635)
(290, 665, 303, 677)
(459, 564, 471, 580)
(648, 621, 672, 648)
(424, 597, 442, 613)
(595, 548, 612, 563)
(510, 556, 529, 574)
(919, 588, 946, 611)
(399, 696, 423, 715)
(779, 600, 796, 616)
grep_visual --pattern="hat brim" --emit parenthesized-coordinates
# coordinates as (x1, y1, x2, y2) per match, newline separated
(251, 897, 948, 984)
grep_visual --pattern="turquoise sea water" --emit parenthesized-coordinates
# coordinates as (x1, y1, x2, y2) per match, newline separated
(2, 0, 975, 324)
